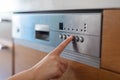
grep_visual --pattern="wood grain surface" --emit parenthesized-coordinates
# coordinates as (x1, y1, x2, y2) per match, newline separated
(101, 9, 120, 73)
(14, 43, 120, 80)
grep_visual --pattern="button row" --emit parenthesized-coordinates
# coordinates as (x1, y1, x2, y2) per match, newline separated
(59, 34, 84, 43)
(59, 34, 68, 39)
(63, 28, 87, 32)
(73, 36, 84, 42)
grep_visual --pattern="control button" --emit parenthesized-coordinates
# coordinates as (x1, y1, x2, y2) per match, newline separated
(84, 30, 86, 32)
(67, 35, 70, 38)
(67, 35, 70, 37)
(79, 36, 84, 43)
(59, 34, 63, 39)
(76, 29, 78, 31)
(81, 29, 83, 32)
(84, 23, 87, 27)
(84, 27, 86, 29)
(68, 28, 70, 30)
(75, 36, 79, 42)
(63, 34, 67, 39)
(17, 28, 20, 32)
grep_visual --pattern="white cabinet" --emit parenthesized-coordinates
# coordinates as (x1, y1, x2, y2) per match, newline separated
(9, 0, 120, 12)
(0, 13, 13, 80)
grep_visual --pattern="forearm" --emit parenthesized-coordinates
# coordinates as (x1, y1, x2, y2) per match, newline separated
(8, 68, 34, 80)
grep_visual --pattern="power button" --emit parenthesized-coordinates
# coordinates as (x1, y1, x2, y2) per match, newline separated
(79, 36, 84, 43)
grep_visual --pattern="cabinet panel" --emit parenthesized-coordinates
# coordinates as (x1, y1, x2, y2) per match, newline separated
(0, 13, 12, 40)
(14, 44, 100, 80)
(14, 44, 47, 73)
(101, 10, 120, 73)
(0, 40, 13, 80)
(99, 69, 120, 80)
(0, 13, 13, 80)
(14, 44, 120, 80)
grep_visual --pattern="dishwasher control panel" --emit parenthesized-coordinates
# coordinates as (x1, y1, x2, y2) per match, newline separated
(12, 11, 102, 68)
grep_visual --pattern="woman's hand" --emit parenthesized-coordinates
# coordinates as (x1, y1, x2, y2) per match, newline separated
(32, 36, 73, 80)
(8, 36, 73, 80)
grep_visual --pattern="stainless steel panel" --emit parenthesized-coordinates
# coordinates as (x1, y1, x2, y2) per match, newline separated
(48, 31, 100, 57)
(35, 24, 50, 32)
(14, 39, 100, 68)
(56, 13, 101, 36)
(12, 11, 102, 68)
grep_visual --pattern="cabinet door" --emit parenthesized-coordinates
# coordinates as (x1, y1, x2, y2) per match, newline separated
(0, 13, 13, 80)
(0, 13, 12, 40)
(0, 40, 13, 80)
(101, 10, 120, 73)
(14, 43, 120, 80)
(14, 44, 47, 73)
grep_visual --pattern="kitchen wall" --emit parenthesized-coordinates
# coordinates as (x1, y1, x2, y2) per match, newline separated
(9, 0, 120, 12)
(0, 0, 120, 12)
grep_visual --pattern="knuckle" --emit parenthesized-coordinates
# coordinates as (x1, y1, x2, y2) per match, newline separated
(54, 71, 63, 78)
(50, 55, 57, 60)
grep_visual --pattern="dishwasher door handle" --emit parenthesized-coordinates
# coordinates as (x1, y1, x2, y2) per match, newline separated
(0, 18, 11, 23)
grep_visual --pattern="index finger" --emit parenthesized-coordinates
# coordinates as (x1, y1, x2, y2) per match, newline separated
(50, 36, 74, 56)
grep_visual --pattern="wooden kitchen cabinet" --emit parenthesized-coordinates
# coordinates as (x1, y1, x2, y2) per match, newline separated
(14, 44, 100, 80)
(14, 43, 120, 80)
(101, 10, 120, 73)
(14, 44, 47, 73)
(0, 13, 13, 80)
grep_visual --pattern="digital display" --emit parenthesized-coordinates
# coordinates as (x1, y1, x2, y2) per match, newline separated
(59, 22, 63, 30)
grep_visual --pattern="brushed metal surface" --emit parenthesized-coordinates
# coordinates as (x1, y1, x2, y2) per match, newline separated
(35, 24, 49, 32)
(14, 39, 100, 68)
(12, 11, 102, 67)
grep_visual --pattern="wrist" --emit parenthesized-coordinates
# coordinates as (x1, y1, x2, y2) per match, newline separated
(30, 67, 50, 80)
(25, 68, 36, 80)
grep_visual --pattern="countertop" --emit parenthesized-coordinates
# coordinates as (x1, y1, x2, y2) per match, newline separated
(1, 0, 120, 12)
